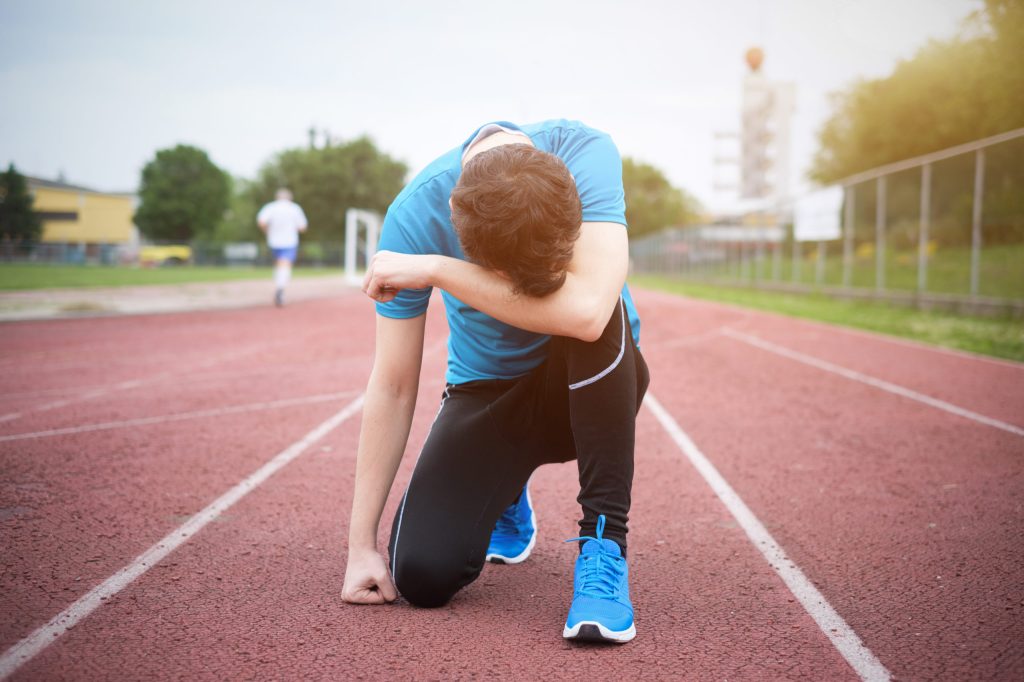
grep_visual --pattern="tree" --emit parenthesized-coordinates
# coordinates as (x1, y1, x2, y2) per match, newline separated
(212, 176, 262, 244)
(247, 136, 407, 244)
(621, 157, 701, 237)
(135, 145, 230, 242)
(810, 0, 1024, 245)
(811, 0, 1024, 183)
(0, 164, 42, 245)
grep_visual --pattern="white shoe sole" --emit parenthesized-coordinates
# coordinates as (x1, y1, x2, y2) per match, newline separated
(562, 620, 636, 643)
(485, 491, 537, 564)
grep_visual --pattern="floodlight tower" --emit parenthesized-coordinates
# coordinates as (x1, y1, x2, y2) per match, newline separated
(740, 47, 795, 204)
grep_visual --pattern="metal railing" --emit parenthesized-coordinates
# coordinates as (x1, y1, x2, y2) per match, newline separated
(632, 129, 1024, 315)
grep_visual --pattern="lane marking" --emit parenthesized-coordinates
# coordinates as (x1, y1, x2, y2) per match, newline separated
(652, 289, 1024, 370)
(0, 392, 365, 680)
(645, 393, 891, 682)
(0, 391, 360, 443)
(642, 326, 729, 352)
(0, 342, 278, 423)
(0, 384, 136, 424)
(0, 383, 112, 400)
(799, 318, 1024, 370)
(722, 328, 1024, 437)
(0, 354, 374, 424)
(0, 353, 369, 408)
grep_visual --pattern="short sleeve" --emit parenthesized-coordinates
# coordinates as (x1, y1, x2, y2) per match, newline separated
(374, 203, 433, 319)
(295, 205, 308, 228)
(571, 133, 627, 226)
(256, 204, 269, 224)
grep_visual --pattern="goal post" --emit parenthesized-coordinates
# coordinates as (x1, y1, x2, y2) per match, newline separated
(344, 208, 382, 285)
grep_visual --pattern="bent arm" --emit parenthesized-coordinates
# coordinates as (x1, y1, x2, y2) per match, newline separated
(347, 314, 426, 551)
(365, 222, 628, 342)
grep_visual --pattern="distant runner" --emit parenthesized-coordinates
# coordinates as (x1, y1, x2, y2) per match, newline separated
(342, 120, 649, 644)
(257, 188, 307, 307)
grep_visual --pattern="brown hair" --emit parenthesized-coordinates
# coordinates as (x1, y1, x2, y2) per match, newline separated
(451, 144, 582, 297)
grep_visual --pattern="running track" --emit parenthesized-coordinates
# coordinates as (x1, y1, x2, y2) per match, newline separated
(1, 287, 1021, 680)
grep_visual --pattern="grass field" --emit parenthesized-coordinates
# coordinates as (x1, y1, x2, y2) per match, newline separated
(694, 243, 1024, 300)
(630, 275, 1024, 362)
(0, 264, 338, 291)
(2, 264, 1019, 362)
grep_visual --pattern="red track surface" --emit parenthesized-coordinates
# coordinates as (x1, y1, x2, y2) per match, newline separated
(1, 289, 1021, 680)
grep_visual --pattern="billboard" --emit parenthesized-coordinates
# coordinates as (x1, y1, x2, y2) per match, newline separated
(794, 187, 844, 242)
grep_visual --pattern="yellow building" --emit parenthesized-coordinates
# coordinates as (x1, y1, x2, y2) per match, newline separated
(27, 176, 136, 262)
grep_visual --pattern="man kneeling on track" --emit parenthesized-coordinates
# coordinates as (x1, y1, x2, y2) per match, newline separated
(341, 119, 650, 644)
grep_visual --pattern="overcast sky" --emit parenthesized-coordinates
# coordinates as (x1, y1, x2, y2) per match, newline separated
(1, 0, 976, 211)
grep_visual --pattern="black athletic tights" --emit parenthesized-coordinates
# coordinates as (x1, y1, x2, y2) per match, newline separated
(388, 298, 649, 607)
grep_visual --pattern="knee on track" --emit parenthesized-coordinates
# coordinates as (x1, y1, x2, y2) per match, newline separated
(392, 551, 472, 608)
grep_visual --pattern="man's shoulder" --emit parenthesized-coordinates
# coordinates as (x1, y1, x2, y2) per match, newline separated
(389, 149, 461, 216)
(523, 119, 612, 144)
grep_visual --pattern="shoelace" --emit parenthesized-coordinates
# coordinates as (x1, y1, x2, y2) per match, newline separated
(564, 515, 625, 599)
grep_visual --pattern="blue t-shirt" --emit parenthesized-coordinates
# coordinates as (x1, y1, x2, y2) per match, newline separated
(376, 119, 642, 385)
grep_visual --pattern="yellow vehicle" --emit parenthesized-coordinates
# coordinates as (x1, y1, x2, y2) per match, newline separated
(139, 245, 192, 267)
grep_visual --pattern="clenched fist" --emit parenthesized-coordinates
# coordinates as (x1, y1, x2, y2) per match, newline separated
(362, 251, 439, 303)
(342, 546, 398, 605)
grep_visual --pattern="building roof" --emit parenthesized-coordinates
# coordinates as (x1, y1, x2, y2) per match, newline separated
(26, 175, 135, 196)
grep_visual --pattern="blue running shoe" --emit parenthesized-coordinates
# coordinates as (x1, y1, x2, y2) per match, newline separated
(485, 484, 537, 564)
(562, 515, 635, 643)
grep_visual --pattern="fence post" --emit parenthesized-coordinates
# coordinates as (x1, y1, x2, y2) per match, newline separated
(792, 226, 801, 283)
(754, 238, 763, 282)
(843, 184, 854, 288)
(918, 163, 931, 293)
(876, 176, 887, 292)
(816, 240, 825, 285)
(345, 210, 358, 283)
(970, 148, 985, 297)
(772, 238, 781, 280)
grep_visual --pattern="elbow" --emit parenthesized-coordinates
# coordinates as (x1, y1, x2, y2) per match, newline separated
(368, 365, 420, 404)
(574, 317, 605, 343)
(569, 299, 613, 343)
(575, 286, 627, 343)
(375, 376, 419, 404)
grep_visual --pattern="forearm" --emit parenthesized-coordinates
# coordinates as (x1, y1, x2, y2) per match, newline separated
(429, 257, 614, 341)
(347, 373, 419, 550)
(364, 225, 627, 340)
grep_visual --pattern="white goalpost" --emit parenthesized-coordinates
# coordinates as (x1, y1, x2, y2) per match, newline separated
(344, 208, 382, 286)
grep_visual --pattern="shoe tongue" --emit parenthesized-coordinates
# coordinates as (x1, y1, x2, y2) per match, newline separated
(582, 538, 622, 558)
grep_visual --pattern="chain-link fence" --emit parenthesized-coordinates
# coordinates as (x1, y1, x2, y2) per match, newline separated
(632, 129, 1024, 315)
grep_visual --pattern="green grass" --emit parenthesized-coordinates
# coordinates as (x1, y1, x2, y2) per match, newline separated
(704, 243, 1024, 299)
(0, 263, 338, 291)
(630, 275, 1024, 362)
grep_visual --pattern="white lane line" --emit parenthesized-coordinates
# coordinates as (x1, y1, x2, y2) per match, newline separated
(722, 328, 1024, 437)
(641, 326, 731, 352)
(0, 391, 360, 443)
(803, 319, 1024, 370)
(653, 288, 1024, 370)
(644, 393, 891, 682)
(0, 336, 307, 423)
(0, 384, 137, 424)
(0, 392, 365, 680)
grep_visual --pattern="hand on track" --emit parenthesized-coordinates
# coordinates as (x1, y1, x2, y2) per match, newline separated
(342, 547, 398, 605)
